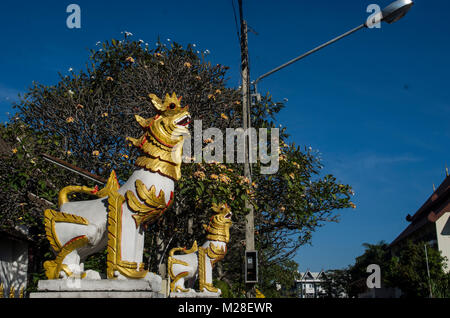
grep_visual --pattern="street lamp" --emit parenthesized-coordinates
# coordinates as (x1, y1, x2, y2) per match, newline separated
(239, 0, 413, 297)
(382, 0, 414, 24)
(252, 0, 414, 95)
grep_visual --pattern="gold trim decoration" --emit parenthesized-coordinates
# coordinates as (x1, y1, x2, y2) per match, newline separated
(125, 180, 173, 227)
(43, 170, 120, 280)
(106, 189, 124, 278)
(255, 288, 266, 298)
(44, 235, 89, 279)
(206, 242, 227, 265)
(127, 92, 190, 181)
(173, 284, 190, 293)
(44, 209, 89, 252)
(106, 189, 148, 279)
(203, 203, 232, 243)
(9, 285, 15, 298)
(58, 170, 120, 207)
(168, 241, 198, 292)
(198, 247, 206, 290)
(169, 240, 198, 258)
(0, 283, 25, 298)
(134, 155, 181, 181)
(198, 247, 219, 293)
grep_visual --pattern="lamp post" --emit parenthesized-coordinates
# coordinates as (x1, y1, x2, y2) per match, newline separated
(252, 0, 414, 96)
(238, 0, 413, 297)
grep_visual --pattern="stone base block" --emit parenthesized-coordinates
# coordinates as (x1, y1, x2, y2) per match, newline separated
(170, 290, 221, 298)
(30, 291, 164, 298)
(29, 279, 165, 298)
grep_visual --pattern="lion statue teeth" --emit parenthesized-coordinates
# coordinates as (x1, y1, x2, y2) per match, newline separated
(168, 203, 233, 295)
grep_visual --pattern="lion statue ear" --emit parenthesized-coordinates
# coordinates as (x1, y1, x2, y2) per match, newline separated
(148, 93, 166, 111)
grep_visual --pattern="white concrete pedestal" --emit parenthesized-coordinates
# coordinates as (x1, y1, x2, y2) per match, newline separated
(30, 279, 165, 298)
(170, 291, 221, 298)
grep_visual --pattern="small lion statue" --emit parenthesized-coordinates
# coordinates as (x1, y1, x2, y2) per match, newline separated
(168, 203, 232, 295)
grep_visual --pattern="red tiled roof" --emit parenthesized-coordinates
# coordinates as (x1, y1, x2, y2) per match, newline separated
(390, 175, 450, 247)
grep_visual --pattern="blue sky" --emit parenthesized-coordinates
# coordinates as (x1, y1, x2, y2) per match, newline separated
(1, 1, 449, 272)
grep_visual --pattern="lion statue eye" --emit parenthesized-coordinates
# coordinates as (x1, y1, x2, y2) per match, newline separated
(169, 103, 176, 109)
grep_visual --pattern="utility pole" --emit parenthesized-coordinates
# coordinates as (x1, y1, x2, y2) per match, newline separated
(238, 0, 254, 253)
(238, 0, 256, 297)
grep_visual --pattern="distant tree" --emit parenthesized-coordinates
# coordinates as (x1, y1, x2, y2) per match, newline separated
(348, 241, 390, 297)
(385, 240, 448, 298)
(257, 258, 300, 298)
(432, 271, 450, 298)
(322, 268, 352, 298)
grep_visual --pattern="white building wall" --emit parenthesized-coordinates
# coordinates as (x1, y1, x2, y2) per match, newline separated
(0, 236, 28, 297)
(435, 211, 450, 273)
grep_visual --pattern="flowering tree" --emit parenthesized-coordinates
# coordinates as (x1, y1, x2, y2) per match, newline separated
(6, 35, 355, 295)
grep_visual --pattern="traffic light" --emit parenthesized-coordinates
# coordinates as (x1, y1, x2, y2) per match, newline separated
(245, 250, 258, 283)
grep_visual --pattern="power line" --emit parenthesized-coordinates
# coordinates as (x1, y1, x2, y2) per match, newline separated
(231, 0, 241, 45)
(232, 0, 243, 87)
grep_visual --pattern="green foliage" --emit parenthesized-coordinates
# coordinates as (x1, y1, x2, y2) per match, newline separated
(328, 240, 450, 298)
(347, 241, 390, 297)
(0, 120, 92, 238)
(322, 268, 352, 298)
(432, 271, 450, 298)
(213, 279, 235, 298)
(83, 250, 107, 274)
(257, 258, 300, 297)
(385, 241, 447, 298)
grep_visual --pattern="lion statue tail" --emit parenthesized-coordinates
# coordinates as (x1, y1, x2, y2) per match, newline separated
(57, 170, 119, 208)
(169, 241, 198, 257)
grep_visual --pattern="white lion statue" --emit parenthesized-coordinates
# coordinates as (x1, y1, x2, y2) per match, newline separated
(168, 203, 232, 295)
(43, 92, 190, 287)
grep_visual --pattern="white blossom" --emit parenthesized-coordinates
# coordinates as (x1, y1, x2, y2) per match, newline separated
(121, 31, 133, 37)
